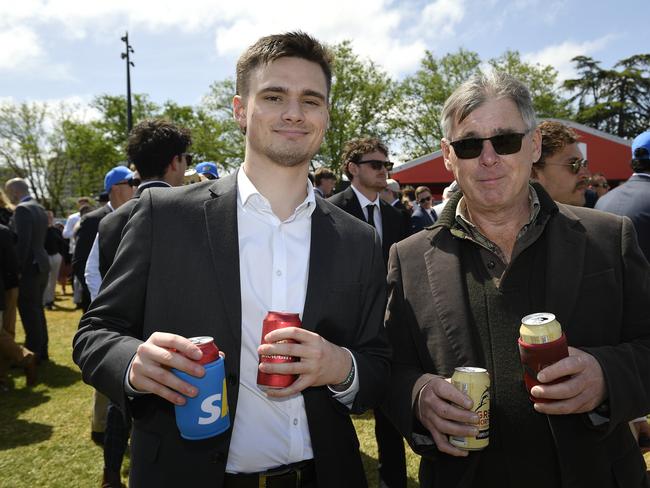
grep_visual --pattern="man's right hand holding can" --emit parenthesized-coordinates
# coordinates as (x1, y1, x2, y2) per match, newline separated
(415, 375, 480, 457)
(128, 331, 205, 406)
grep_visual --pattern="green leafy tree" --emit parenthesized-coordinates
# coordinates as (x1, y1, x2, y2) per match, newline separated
(489, 50, 572, 119)
(0, 101, 51, 203)
(395, 49, 481, 159)
(91, 93, 159, 156)
(563, 54, 650, 138)
(163, 95, 244, 171)
(317, 41, 400, 172)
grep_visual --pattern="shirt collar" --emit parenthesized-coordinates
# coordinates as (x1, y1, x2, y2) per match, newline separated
(19, 195, 32, 203)
(237, 168, 316, 220)
(350, 184, 380, 209)
(138, 180, 171, 189)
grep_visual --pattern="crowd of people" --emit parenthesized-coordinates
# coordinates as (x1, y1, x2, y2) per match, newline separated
(1, 31, 649, 488)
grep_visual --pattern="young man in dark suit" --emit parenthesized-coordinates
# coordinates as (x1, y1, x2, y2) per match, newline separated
(73, 32, 390, 488)
(4, 178, 49, 362)
(383, 71, 650, 488)
(328, 136, 410, 488)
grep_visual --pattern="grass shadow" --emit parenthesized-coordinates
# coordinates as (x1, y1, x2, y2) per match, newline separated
(0, 418, 53, 450)
(7, 359, 80, 389)
(0, 389, 53, 449)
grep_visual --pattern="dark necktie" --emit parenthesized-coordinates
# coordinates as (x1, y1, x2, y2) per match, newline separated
(366, 204, 376, 227)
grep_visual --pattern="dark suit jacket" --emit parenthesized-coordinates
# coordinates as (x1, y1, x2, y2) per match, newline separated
(383, 187, 650, 488)
(410, 205, 436, 234)
(73, 173, 391, 488)
(596, 174, 650, 263)
(13, 197, 49, 274)
(328, 186, 410, 264)
(72, 204, 112, 288)
(97, 182, 170, 277)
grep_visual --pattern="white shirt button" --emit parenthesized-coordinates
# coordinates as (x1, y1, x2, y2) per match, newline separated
(276, 270, 282, 277)
(293, 418, 298, 426)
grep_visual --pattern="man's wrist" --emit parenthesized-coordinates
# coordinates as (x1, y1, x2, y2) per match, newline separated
(329, 348, 354, 392)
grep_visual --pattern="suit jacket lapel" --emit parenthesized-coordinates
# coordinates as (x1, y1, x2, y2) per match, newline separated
(203, 174, 242, 350)
(544, 206, 586, 333)
(424, 229, 481, 366)
(301, 200, 334, 333)
(343, 186, 365, 221)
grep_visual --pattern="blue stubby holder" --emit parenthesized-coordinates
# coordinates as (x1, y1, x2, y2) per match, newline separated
(172, 354, 230, 440)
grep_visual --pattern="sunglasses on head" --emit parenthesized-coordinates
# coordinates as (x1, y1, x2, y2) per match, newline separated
(449, 131, 528, 159)
(540, 158, 588, 174)
(355, 159, 394, 171)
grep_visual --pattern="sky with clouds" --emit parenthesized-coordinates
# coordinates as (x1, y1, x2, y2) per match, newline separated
(1, 0, 648, 110)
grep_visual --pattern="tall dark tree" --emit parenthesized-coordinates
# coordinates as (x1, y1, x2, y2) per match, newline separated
(563, 54, 650, 138)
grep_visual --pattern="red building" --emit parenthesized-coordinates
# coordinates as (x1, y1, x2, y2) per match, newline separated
(391, 119, 633, 199)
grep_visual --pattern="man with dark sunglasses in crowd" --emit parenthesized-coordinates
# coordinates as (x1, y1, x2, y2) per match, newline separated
(410, 186, 437, 233)
(382, 71, 650, 488)
(530, 120, 591, 207)
(329, 136, 410, 488)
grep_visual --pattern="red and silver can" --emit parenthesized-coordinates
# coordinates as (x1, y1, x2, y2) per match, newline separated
(257, 312, 301, 389)
(188, 336, 220, 365)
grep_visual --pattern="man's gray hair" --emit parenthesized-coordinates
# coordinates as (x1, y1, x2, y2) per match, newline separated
(440, 71, 537, 139)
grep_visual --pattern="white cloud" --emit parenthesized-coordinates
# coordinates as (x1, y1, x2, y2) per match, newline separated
(419, 0, 465, 38)
(0, 0, 466, 78)
(0, 26, 44, 70)
(523, 35, 615, 81)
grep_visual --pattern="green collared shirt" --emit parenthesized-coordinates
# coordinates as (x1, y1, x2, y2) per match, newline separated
(450, 185, 550, 282)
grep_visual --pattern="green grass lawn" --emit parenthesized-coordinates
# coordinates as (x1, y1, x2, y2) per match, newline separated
(0, 288, 421, 487)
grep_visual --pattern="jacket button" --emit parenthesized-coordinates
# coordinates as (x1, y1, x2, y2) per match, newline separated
(228, 374, 237, 386)
(487, 261, 495, 269)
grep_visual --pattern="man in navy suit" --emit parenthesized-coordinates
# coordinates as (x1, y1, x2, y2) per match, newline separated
(410, 186, 437, 233)
(596, 130, 650, 262)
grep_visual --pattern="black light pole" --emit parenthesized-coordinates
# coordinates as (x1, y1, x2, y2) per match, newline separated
(121, 32, 135, 136)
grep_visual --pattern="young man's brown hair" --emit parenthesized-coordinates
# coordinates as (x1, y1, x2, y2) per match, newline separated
(536, 120, 579, 166)
(314, 167, 336, 186)
(340, 137, 389, 179)
(236, 31, 333, 99)
(415, 186, 432, 200)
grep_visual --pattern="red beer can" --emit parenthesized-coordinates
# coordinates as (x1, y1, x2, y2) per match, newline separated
(188, 336, 220, 365)
(257, 312, 301, 389)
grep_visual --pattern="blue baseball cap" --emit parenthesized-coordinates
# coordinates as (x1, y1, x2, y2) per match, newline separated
(195, 162, 219, 179)
(104, 165, 134, 193)
(632, 131, 650, 160)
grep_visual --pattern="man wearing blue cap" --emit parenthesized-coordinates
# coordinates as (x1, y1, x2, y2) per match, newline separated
(596, 130, 650, 262)
(73, 165, 134, 313)
(72, 165, 133, 450)
(195, 161, 219, 181)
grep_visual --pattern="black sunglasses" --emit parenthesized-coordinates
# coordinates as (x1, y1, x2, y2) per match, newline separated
(355, 159, 394, 171)
(449, 132, 528, 159)
(418, 196, 431, 204)
(540, 158, 588, 174)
